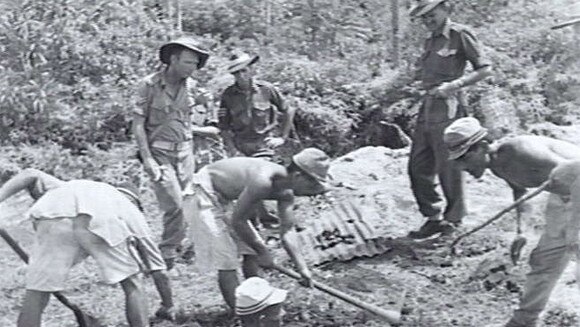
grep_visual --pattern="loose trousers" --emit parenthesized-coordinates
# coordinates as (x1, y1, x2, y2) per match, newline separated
(507, 194, 574, 326)
(408, 119, 466, 223)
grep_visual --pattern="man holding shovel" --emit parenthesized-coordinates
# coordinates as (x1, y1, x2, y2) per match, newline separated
(0, 169, 173, 327)
(183, 148, 329, 309)
(443, 117, 580, 327)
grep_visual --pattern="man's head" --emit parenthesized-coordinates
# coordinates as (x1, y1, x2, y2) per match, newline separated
(236, 277, 287, 327)
(159, 37, 210, 78)
(288, 148, 331, 196)
(444, 117, 491, 178)
(228, 53, 259, 89)
(410, 0, 451, 33)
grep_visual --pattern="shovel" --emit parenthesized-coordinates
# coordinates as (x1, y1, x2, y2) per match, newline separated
(273, 264, 404, 325)
(509, 211, 527, 265)
(450, 180, 550, 255)
(0, 228, 103, 327)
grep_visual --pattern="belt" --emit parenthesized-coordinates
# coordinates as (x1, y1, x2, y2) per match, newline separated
(151, 140, 192, 151)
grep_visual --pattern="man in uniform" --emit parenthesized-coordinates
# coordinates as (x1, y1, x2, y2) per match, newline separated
(133, 36, 212, 268)
(406, 0, 493, 239)
(218, 53, 297, 227)
(183, 148, 328, 309)
(0, 169, 173, 327)
(443, 117, 580, 327)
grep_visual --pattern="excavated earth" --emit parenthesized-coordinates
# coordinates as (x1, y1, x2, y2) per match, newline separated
(2, 135, 580, 326)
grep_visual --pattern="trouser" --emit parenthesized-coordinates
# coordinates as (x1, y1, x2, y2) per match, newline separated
(507, 194, 573, 326)
(408, 120, 465, 223)
(150, 146, 195, 259)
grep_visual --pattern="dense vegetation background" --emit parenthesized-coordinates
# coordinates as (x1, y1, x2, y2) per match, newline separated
(0, 0, 578, 181)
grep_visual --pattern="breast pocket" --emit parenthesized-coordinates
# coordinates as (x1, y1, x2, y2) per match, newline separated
(148, 98, 170, 125)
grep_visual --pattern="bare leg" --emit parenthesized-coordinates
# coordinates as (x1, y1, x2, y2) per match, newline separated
(150, 270, 175, 320)
(17, 290, 50, 327)
(120, 275, 148, 327)
(218, 270, 239, 309)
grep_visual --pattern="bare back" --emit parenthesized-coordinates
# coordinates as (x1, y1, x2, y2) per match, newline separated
(490, 135, 580, 189)
(205, 157, 288, 201)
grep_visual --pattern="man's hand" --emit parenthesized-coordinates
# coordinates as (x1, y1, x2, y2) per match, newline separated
(431, 80, 461, 98)
(144, 158, 163, 182)
(265, 136, 285, 148)
(298, 267, 313, 288)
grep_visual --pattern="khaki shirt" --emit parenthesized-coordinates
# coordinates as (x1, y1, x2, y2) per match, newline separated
(418, 19, 491, 123)
(218, 80, 286, 140)
(134, 71, 197, 143)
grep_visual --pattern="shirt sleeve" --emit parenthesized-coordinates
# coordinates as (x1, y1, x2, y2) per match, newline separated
(134, 80, 150, 117)
(459, 29, 491, 70)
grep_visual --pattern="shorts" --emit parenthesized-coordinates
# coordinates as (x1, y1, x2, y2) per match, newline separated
(27, 214, 165, 292)
(184, 168, 262, 272)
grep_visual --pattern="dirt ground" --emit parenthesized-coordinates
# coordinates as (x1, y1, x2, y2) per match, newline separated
(2, 144, 580, 326)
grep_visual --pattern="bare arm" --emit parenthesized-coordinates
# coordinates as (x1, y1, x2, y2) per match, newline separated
(133, 115, 161, 180)
(279, 106, 296, 140)
(508, 183, 531, 221)
(231, 183, 270, 256)
(277, 193, 310, 275)
(0, 168, 62, 203)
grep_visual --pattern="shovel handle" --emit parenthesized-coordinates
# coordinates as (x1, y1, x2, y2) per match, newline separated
(450, 180, 551, 252)
(272, 264, 402, 325)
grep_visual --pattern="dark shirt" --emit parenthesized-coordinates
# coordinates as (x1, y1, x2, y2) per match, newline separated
(418, 19, 491, 123)
(218, 80, 286, 140)
(420, 19, 490, 89)
(134, 71, 198, 142)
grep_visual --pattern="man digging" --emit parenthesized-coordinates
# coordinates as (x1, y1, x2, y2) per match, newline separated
(0, 168, 174, 327)
(183, 148, 330, 309)
(443, 117, 580, 327)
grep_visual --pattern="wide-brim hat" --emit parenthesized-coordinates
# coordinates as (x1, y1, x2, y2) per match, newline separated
(443, 117, 488, 160)
(235, 277, 288, 316)
(227, 52, 260, 74)
(292, 148, 330, 185)
(410, 0, 448, 18)
(159, 36, 210, 69)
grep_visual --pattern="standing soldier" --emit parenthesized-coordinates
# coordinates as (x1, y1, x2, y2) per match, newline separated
(133, 36, 213, 269)
(218, 53, 297, 227)
(406, 0, 493, 239)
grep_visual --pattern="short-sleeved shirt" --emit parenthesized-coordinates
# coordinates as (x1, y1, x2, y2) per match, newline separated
(218, 80, 286, 140)
(419, 19, 490, 89)
(27, 180, 152, 247)
(134, 71, 198, 143)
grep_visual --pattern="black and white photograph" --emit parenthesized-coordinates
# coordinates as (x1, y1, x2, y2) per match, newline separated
(0, 0, 580, 326)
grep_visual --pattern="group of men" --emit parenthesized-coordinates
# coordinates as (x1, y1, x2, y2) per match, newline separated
(1, 0, 579, 326)
(407, 1, 580, 327)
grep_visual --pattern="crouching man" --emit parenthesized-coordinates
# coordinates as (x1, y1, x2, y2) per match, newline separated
(184, 148, 330, 308)
(443, 118, 580, 326)
(0, 169, 173, 327)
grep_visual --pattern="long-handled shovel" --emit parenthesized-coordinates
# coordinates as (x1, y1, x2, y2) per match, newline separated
(273, 264, 404, 325)
(450, 180, 551, 255)
(0, 228, 103, 327)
